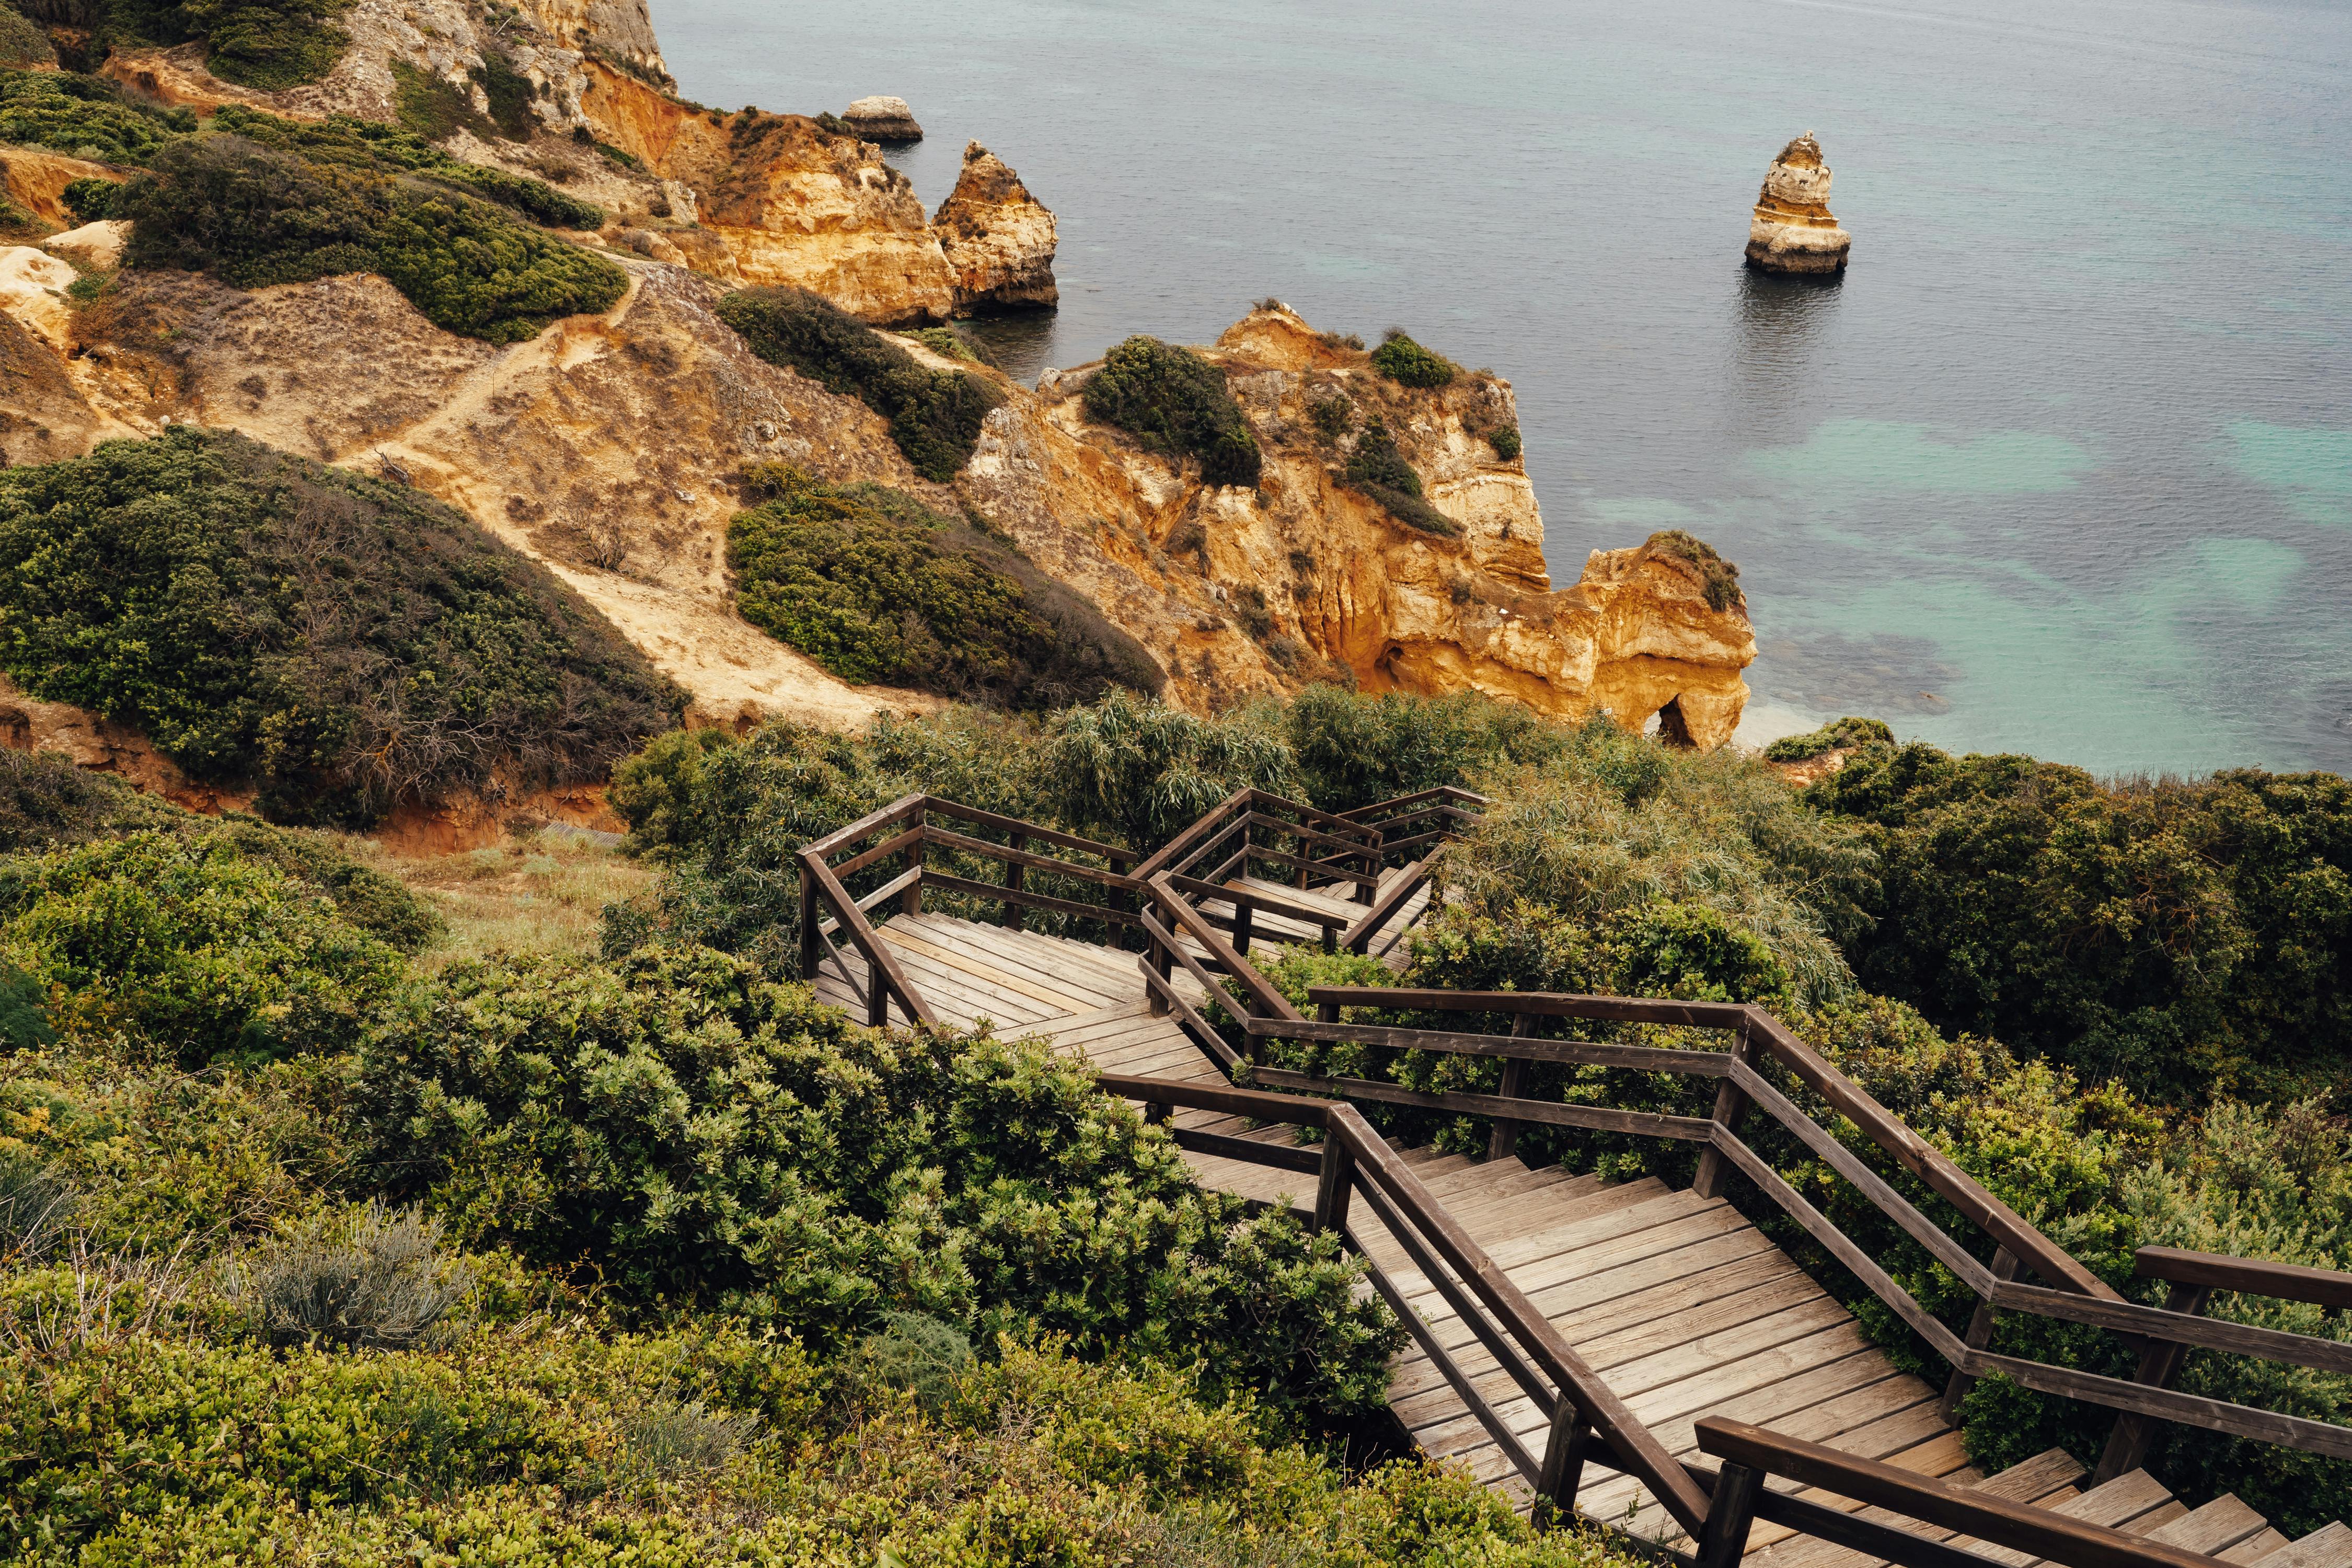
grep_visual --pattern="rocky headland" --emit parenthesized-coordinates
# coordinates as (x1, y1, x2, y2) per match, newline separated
(1745, 132, 1851, 275)
(840, 95, 922, 141)
(0, 0, 1759, 833)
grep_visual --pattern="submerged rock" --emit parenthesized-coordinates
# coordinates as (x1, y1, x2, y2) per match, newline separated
(841, 95, 923, 141)
(1745, 132, 1851, 275)
(934, 141, 1059, 313)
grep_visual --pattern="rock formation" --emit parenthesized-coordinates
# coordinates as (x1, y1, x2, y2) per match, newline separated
(1745, 133, 1850, 275)
(933, 142, 1059, 312)
(841, 95, 922, 141)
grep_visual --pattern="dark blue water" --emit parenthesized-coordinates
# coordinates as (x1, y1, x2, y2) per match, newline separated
(651, 0, 2352, 775)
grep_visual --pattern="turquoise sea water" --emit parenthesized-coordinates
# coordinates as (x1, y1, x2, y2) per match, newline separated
(649, 0, 2352, 775)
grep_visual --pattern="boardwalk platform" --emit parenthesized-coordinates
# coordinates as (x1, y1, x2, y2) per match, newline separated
(805, 885, 2348, 1568)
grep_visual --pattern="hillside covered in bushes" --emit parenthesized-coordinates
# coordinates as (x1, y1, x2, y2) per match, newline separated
(0, 734, 1640, 1566)
(0, 428, 683, 825)
(600, 690, 2352, 1534)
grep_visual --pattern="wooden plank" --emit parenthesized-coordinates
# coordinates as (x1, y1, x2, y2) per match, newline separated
(1993, 1277, 2352, 1377)
(914, 925, 1135, 1014)
(1969, 1351, 2352, 1461)
(2143, 1500, 2270, 1560)
(873, 940, 1060, 1025)
(2251, 1526, 2352, 1568)
(2221, 1532, 2289, 1566)
(921, 870, 1139, 931)
(882, 928, 1097, 1013)
(1694, 1422, 2223, 1568)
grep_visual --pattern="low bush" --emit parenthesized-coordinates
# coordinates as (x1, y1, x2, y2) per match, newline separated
(1810, 745, 2352, 1101)
(0, 428, 682, 824)
(0, 829, 406, 1067)
(59, 175, 119, 222)
(1645, 528, 1745, 612)
(359, 943, 1402, 1421)
(899, 323, 996, 366)
(1347, 419, 1458, 536)
(0, 67, 189, 164)
(728, 467, 1162, 708)
(1284, 682, 1572, 814)
(118, 134, 626, 343)
(1371, 328, 1457, 388)
(0, 8, 55, 66)
(0, 750, 178, 854)
(1488, 422, 1523, 461)
(1309, 388, 1353, 442)
(175, 0, 352, 89)
(717, 287, 1002, 481)
(235, 1200, 471, 1350)
(1082, 334, 1263, 488)
(207, 105, 604, 228)
(1765, 714, 1895, 763)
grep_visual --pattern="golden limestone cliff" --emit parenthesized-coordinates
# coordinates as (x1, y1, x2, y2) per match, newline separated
(0, 259, 1754, 744)
(0, 0, 1753, 754)
(95, 0, 1055, 321)
(1745, 132, 1851, 275)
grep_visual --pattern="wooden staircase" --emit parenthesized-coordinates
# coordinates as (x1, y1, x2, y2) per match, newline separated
(795, 817, 2352, 1567)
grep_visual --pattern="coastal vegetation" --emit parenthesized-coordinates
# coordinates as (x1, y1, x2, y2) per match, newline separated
(1081, 334, 1263, 488)
(0, 428, 683, 825)
(718, 287, 1004, 482)
(1345, 418, 1458, 536)
(0, 66, 188, 164)
(118, 135, 626, 342)
(1644, 528, 1745, 612)
(725, 466, 1161, 707)
(1370, 328, 1457, 389)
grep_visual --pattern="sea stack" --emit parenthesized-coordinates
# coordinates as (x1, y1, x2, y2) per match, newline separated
(1745, 133, 1851, 275)
(841, 95, 923, 141)
(933, 141, 1060, 311)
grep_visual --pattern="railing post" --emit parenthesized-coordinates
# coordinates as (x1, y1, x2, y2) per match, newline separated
(1488, 1013, 1538, 1163)
(1231, 896, 1255, 962)
(1691, 1012, 1759, 1201)
(1108, 854, 1131, 950)
(1696, 1460, 1765, 1568)
(902, 805, 925, 917)
(1148, 893, 1174, 1016)
(1003, 829, 1026, 930)
(1940, 1246, 2019, 1423)
(867, 952, 889, 1028)
(1312, 1134, 1354, 1235)
(798, 861, 820, 982)
(1531, 1397, 1593, 1531)
(2091, 1281, 2214, 1483)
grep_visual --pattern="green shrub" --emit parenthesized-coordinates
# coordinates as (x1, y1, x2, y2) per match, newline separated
(1765, 714, 1895, 764)
(0, 68, 188, 164)
(900, 324, 995, 366)
(0, 751, 178, 854)
(1309, 389, 1353, 442)
(0, 8, 55, 66)
(1040, 686, 1301, 847)
(469, 45, 538, 140)
(59, 175, 120, 222)
(1488, 422, 1522, 462)
(1370, 329, 1457, 388)
(207, 105, 603, 228)
(119, 135, 626, 343)
(1284, 682, 1569, 814)
(1810, 745, 2352, 1101)
(728, 467, 1161, 708)
(1645, 528, 1745, 612)
(179, 0, 351, 89)
(0, 829, 405, 1066)
(1431, 720, 1874, 1005)
(0, 428, 682, 824)
(717, 287, 1002, 481)
(358, 944, 1402, 1421)
(1082, 335, 1263, 488)
(1347, 419, 1458, 536)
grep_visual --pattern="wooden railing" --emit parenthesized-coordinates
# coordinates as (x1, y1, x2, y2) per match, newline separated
(1224, 987, 2352, 1475)
(1093, 1070, 1715, 1542)
(794, 794, 1142, 1027)
(1338, 783, 1489, 863)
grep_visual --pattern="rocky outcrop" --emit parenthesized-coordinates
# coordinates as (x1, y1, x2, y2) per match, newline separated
(43, 220, 127, 270)
(841, 96, 921, 141)
(934, 141, 1058, 312)
(963, 305, 1756, 742)
(1745, 133, 1850, 275)
(68, 0, 1054, 328)
(0, 266, 1751, 745)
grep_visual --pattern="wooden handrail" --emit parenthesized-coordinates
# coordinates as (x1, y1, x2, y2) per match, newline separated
(1339, 860, 1429, 954)
(799, 853, 935, 1027)
(1131, 787, 1258, 884)
(2135, 1246, 2352, 1311)
(1147, 874, 1305, 1022)
(800, 794, 930, 861)
(1335, 783, 1490, 820)
(1306, 986, 1751, 1029)
(1693, 1419, 2232, 1568)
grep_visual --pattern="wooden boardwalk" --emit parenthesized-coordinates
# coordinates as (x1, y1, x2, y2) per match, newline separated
(809, 883, 2350, 1568)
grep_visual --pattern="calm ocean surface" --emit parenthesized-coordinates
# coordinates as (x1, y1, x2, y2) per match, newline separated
(649, 0, 2352, 776)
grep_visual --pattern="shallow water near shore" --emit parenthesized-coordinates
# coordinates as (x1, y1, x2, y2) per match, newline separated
(650, 0, 2352, 776)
